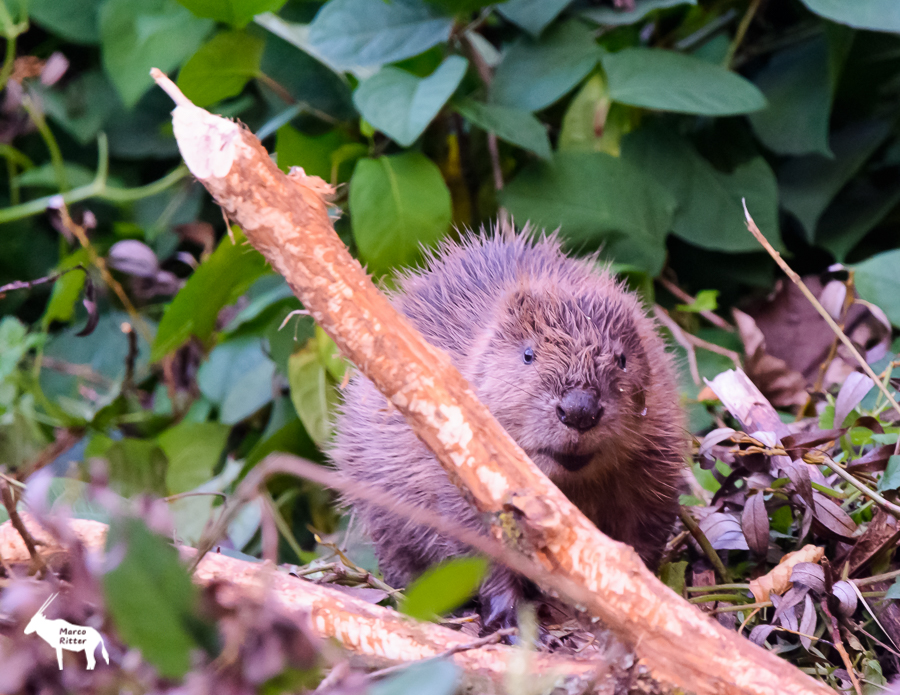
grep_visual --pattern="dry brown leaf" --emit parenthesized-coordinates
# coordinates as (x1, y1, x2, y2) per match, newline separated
(749, 545, 825, 602)
(733, 308, 808, 408)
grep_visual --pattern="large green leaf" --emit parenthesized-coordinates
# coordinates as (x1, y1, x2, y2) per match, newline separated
(602, 48, 766, 116)
(308, 0, 453, 69)
(288, 335, 339, 446)
(349, 152, 451, 275)
(622, 127, 781, 252)
(400, 557, 488, 620)
(490, 20, 601, 112)
(29, 0, 104, 44)
(177, 30, 265, 107)
(799, 0, 900, 33)
(99, 0, 214, 107)
(151, 229, 269, 361)
(275, 126, 360, 182)
(353, 56, 467, 147)
(496, 0, 572, 36)
(40, 70, 121, 145)
(558, 73, 637, 156)
(89, 436, 169, 498)
(580, 0, 695, 26)
(749, 36, 832, 157)
(779, 120, 892, 242)
(454, 98, 551, 159)
(816, 180, 900, 261)
(196, 336, 275, 424)
(176, 0, 286, 27)
(854, 250, 900, 327)
(499, 151, 676, 274)
(103, 518, 205, 678)
(158, 421, 230, 494)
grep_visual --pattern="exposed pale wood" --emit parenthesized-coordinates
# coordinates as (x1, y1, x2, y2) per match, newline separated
(149, 69, 834, 695)
(0, 517, 615, 693)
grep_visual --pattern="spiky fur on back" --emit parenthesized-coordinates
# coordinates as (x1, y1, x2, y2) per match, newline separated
(329, 225, 685, 606)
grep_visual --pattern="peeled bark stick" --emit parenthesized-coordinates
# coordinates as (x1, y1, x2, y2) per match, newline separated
(150, 69, 833, 695)
(0, 518, 607, 693)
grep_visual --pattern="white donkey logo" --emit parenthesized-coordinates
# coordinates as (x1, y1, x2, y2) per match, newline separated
(24, 593, 109, 670)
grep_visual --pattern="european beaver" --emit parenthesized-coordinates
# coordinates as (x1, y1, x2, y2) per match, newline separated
(329, 227, 684, 629)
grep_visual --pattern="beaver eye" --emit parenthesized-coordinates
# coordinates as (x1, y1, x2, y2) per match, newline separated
(617, 353, 627, 371)
(523, 347, 535, 365)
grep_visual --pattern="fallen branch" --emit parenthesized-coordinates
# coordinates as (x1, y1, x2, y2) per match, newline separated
(0, 516, 612, 694)
(149, 68, 833, 695)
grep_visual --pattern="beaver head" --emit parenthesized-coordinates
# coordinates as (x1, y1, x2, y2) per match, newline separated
(465, 283, 651, 480)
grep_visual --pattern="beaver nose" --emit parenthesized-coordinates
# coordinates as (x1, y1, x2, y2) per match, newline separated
(556, 390, 602, 431)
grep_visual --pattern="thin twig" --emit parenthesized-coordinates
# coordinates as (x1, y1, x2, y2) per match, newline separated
(656, 276, 735, 332)
(743, 200, 900, 421)
(655, 306, 741, 367)
(0, 479, 47, 576)
(366, 627, 517, 681)
(679, 507, 731, 583)
(821, 598, 862, 695)
(654, 306, 700, 384)
(820, 453, 900, 520)
(54, 202, 153, 344)
(712, 601, 771, 614)
(724, 0, 764, 68)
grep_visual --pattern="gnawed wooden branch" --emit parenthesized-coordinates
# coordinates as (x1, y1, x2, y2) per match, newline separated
(150, 69, 833, 695)
(0, 516, 622, 693)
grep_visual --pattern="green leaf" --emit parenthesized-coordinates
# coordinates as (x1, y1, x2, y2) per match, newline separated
(288, 338, 339, 446)
(103, 518, 203, 678)
(496, 0, 572, 36)
(659, 560, 688, 595)
(369, 660, 460, 695)
(353, 56, 467, 147)
(151, 229, 268, 361)
(176, 30, 265, 107)
(817, 180, 900, 262)
(580, 0, 695, 26)
(499, 151, 676, 274)
(854, 250, 900, 328)
(42, 250, 89, 328)
(558, 74, 638, 156)
(29, 0, 105, 44)
(780, 120, 892, 242)
(602, 48, 766, 116)
(219, 357, 276, 424)
(677, 289, 719, 313)
(159, 421, 230, 494)
(0, 317, 43, 383)
(879, 455, 900, 492)
(349, 152, 451, 275)
(799, 0, 900, 33)
(886, 576, 900, 600)
(175, 0, 286, 27)
(749, 36, 832, 157)
(622, 127, 781, 252)
(401, 557, 488, 621)
(99, 0, 214, 107)
(454, 98, 551, 159)
(102, 438, 170, 498)
(308, 0, 454, 69)
(490, 20, 601, 112)
(41, 70, 121, 145)
(275, 126, 358, 182)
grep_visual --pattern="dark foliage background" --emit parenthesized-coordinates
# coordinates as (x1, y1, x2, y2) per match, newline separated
(2, 0, 900, 692)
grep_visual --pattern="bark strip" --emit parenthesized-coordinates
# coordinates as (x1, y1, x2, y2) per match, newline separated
(0, 517, 610, 693)
(149, 69, 833, 695)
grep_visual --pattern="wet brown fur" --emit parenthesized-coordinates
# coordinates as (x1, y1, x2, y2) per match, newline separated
(329, 225, 685, 626)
